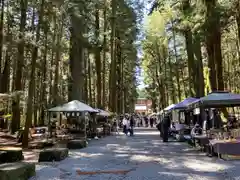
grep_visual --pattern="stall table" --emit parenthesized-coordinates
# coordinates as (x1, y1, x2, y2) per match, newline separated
(194, 135, 209, 147)
(209, 139, 240, 158)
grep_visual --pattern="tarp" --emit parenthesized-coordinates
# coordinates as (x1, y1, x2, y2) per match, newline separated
(188, 92, 240, 109)
(164, 104, 176, 111)
(173, 97, 198, 110)
(96, 108, 111, 117)
(48, 100, 99, 112)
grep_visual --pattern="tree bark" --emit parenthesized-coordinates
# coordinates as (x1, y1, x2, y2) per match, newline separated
(39, 26, 48, 126)
(193, 35, 205, 97)
(102, 0, 107, 108)
(12, 0, 28, 134)
(184, 29, 196, 96)
(94, 3, 102, 108)
(108, 0, 116, 112)
(23, 0, 44, 148)
(0, 0, 4, 73)
(68, 14, 84, 101)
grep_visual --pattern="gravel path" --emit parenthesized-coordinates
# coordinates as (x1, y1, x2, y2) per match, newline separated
(30, 128, 240, 180)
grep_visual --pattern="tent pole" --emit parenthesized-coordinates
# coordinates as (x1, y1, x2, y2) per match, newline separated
(47, 111, 50, 140)
(84, 113, 87, 141)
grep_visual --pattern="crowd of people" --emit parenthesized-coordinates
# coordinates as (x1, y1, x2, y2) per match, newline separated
(114, 112, 203, 143)
(113, 114, 158, 136)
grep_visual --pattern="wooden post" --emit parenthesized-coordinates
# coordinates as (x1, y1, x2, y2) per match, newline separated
(47, 111, 50, 140)
(84, 113, 87, 140)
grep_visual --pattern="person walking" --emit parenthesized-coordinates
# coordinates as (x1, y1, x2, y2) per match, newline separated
(130, 116, 135, 136)
(150, 117, 154, 128)
(144, 116, 148, 127)
(161, 115, 170, 142)
(122, 116, 129, 135)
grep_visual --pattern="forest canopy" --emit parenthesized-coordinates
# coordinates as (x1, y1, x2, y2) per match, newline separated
(141, 0, 240, 112)
(0, 0, 144, 147)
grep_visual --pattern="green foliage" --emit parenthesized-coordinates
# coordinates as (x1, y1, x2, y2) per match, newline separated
(137, 88, 147, 98)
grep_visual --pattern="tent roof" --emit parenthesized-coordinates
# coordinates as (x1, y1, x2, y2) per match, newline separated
(173, 97, 198, 110)
(164, 104, 176, 111)
(48, 100, 99, 112)
(96, 108, 110, 117)
(188, 92, 240, 109)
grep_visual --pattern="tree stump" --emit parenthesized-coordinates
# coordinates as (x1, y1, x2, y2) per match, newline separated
(38, 148, 68, 162)
(0, 162, 35, 180)
(67, 140, 87, 149)
(0, 147, 23, 163)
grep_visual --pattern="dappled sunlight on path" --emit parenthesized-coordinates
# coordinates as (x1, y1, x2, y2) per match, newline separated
(30, 128, 240, 180)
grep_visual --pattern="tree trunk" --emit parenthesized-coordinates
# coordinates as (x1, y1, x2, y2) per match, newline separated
(0, 0, 4, 74)
(12, 0, 28, 134)
(94, 4, 102, 108)
(87, 51, 92, 105)
(236, 5, 240, 45)
(205, 0, 218, 91)
(23, 0, 44, 148)
(108, 0, 116, 112)
(182, 0, 196, 96)
(171, 22, 181, 101)
(68, 15, 84, 101)
(53, 15, 63, 106)
(39, 26, 48, 125)
(0, 2, 11, 94)
(102, 0, 107, 108)
(83, 49, 88, 103)
(214, 17, 224, 91)
(116, 31, 121, 113)
(184, 29, 196, 96)
(193, 35, 205, 97)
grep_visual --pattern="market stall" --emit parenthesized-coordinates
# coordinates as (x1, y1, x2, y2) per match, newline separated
(187, 91, 240, 158)
(48, 100, 99, 140)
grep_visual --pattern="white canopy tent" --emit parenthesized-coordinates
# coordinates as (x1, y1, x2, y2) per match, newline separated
(47, 100, 99, 140)
(95, 108, 111, 117)
(48, 100, 99, 113)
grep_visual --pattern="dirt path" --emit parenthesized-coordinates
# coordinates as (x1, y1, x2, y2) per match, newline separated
(30, 128, 240, 180)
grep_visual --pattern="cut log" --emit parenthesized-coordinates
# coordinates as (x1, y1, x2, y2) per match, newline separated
(38, 148, 68, 162)
(0, 162, 35, 180)
(0, 147, 23, 162)
(67, 140, 87, 149)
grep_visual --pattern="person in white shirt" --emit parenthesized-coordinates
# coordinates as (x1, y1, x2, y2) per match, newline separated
(122, 116, 129, 135)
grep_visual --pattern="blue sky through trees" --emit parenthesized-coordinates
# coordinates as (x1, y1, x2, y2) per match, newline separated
(136, 0, 154, 89)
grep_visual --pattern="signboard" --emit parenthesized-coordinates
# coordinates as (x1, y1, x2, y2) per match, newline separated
(135, 105, 147, 110)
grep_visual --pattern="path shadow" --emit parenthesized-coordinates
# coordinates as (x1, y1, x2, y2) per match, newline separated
(31, 129, 240, 180)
